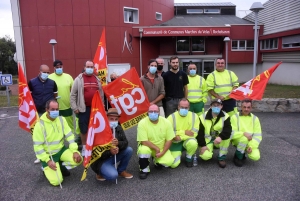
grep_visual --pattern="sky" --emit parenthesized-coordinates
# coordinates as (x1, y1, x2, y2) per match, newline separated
(0, 0, 267, 40)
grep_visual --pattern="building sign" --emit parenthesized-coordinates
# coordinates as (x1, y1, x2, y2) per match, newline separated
(138, 27, 230, 37)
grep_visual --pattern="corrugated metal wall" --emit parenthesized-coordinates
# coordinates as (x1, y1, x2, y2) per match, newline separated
(262, 51, 300, 62)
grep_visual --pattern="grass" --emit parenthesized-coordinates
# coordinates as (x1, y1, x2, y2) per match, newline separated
(0, 95, 18, 107)
(263, 84, 300, 98)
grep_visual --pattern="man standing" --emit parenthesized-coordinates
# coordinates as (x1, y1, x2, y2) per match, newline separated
(32, 100, 82, 186)
(141, 59, 165, 117)
(230, 99, 262, 167)
(206, 58, 239, 116)
(187, 63, 207, 116)
(156, 57, 165, 76)
(137, 104, 175, 179)
(91, 108, 133, 181)
(70, 61, 104, 156)
(197, 99, 232, 168)
(167, 98, 199, 168)
(28, 64, 58, 164)
(162, 56, 189, 117)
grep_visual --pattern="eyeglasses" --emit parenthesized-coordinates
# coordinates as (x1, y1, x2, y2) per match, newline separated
(217, 62, 225, 64)
(86, 66, 94, 68)
(148, 110, 159, 113)
(41, 71, 50, 74)
(179, 107, 189, 110)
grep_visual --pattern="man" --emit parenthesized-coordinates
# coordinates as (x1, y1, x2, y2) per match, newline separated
(141, 59, 165, 117)
(110, 72, 118, 82)
(156, 57, 165, 76)
(162, 56, 189, 117)
(28, 64, 58, 164)
(187, 63, 208, 116)
(70, 60, 104, 157)
(230, 99, 262, 167)
(137, 104, 175, 179)
(197, 99, 232, 168)
(206, 58, 239, 116)
(167, 98, 199, 168)
(32, 99, 82, 186)
(91, 108, 133, 181)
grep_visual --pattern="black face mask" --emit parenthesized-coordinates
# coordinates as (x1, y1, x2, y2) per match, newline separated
(157, 65, 163, 71)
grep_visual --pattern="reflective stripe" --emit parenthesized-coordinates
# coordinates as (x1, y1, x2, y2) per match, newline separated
(138, 154, 151, 158)
(235, 113, 240, 131)
(237, 147, 245, 153)
(218, 91, 230, 95)
(59, 116, 64, 132)
(65, 131, 73, 138)
(186, 154, 192, 159)
(171, 113, 176, 134)
(212, 70, 233, 87)
(191, 128, 199, 132)
(142, 166, 150, 173)
(33, 141, 44, 145)
(183, 138, 197, 147)
(219, 147, 228, 151)
(238, 142, 247, 148)
(188, 96, 203, 99)
(191, 113, 198, 133)
(48, 148, 61, 154)
(199, 76, 203, 88)
(253, 137, 261, 143)
(48, 140, 62, 145)
(253, 133, 262, 137)
(173, 156, 181, 164)
(35, 149, 45, 155)
(68, 139, 75, 144)
(214, 84, 233, 88)
(188, 89, 202, 92)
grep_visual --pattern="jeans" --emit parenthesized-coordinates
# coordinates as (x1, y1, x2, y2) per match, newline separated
(100, 147, 133, 180)
(165, 98, 180, 118)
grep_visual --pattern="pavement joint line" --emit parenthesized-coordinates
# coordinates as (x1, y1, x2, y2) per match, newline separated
(0, 116, 18, 119)
(0, 106, 19, 109)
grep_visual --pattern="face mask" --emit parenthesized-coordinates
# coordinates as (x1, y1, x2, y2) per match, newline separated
(148, 112, 159, 121)
(109, 121, 118, 129)
(212, 107, 221, 114)
(157, 65, 163, 71)
(179, 109, 188, 117)
(110, 78, 115, 82)
(85, 68, 94, 75)
(49, 111, 59, 119)
(55, 68, 63, 75)
(189, 70, 196, 76)
(40, 73, 48, 80)
(149, 66, 157, 74)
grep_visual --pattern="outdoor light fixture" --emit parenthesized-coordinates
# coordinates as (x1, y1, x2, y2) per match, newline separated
(223, 37, 230, 69)
(49, 39, 57, 62)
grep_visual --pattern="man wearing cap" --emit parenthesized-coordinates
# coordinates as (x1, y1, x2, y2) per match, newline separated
(230, 99, 262, 167)
(206, 58, 239, 117)
(91, 108, 133, 181)
(197, 98, 232, 168)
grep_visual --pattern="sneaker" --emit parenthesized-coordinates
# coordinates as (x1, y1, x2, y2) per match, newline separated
(34, 158, 40, 164)
(61, 167, 70, 177)
(233, 155, 244, 167)
(96, 174, 106, 181)
(119, 171, 133, 179)
(218, 160, 226, 168)
(139, 171, 149, 180)
(185, 161, 193, 168)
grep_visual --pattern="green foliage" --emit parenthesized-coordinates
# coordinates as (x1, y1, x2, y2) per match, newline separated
(0, 35, 17, 75)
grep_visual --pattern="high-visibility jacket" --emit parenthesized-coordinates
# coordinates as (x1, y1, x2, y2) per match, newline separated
(230, 113, 262, 149)
(206, 69, 239, 100)
(33, 113, 78, 163)
(167, 111, 199, 141)
(187, 75, 207, 103)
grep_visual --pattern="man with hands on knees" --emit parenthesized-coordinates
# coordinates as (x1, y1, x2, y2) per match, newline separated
(91, 108, 133, 181)
(137, 104, 175, 180)
(197, 99, 232, 168)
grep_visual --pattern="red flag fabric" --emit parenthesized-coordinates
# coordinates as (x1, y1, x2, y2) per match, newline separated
(18, 63, 39, 134)
(93, 27, 108, 86)
(103, 68, 150, 130)
(81, 90, 113, 181)
(229, 62, 282, 100)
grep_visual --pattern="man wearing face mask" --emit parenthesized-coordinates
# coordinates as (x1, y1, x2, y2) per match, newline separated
(70, 60, 104, 157)
(32, 99, 82, 186)
(140, 59, 165, 117)
(167, 98, 199, 168)
(91, 108, 133, 181)
(156, 57, 165, 76)
(187, 63, 208, 116)
(197, 99, 232, 168)
(137, 104, 175, 179)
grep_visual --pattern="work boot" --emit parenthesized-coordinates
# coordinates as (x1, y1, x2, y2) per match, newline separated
(75, 137, 82, 151)
(34, 158, 40, 164)
(96, 174, 106, 181)
(233, 155, 244, 167)
(185, 161, 193, 168)
(154, 163, 163, 170)
(218, 160, 226, 168)
(119, 171, 133, 179)
(139, 171, 149, 180)
(61, 167, 70, 177)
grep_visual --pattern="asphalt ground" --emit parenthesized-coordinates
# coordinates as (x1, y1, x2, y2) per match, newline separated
(0, 107, 299, 201)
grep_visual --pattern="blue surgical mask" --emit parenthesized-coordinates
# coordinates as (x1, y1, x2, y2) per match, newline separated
(109, 121, 118, 129)
(189, 70, 196, 76)
(49, 111, 59, 119)
(148, 112, 159, 121)
(212, 107, 221, 114)
(55, 68, 63, 75)
(179, 108, 188, 117)
(40, 73, 48, 80)
(149, 66, 157, 74)
(85, 68, 94, 75)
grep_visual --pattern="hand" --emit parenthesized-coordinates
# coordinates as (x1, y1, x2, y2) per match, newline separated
(185, 130, 194, 137)
(47, 160, 57, 171)
(173, 136, 181, 141)
(155, 152, 164, 158)
(154, 147, 160, 155)
(74, 110, 79, 114)
(110, 147, 119, 155)
(112, 138, 118, 146)
(244, 132, 252, 141)
(214, 137, 222, 144)
(218, 96, 225, 101)
(200, 146, 209, 155)
(247, 147, 252, 154)
(149, 102, 154, 105)
(73, 152, 82, 163)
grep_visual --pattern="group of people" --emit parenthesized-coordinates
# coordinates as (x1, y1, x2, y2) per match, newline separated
(29, 56, 262, 186)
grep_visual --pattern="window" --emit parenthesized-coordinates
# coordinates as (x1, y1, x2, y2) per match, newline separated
(282, 35, 300, 48)
(176, 37, 205, 52)
(124, 7, 139, 24)
(191, 37, 205, 51)
(156, 12, 162, 21)
(232, 40, 254, 50)
(261, 38, 278, 50)
(176, 37, 190, 52)
(187, 9, 203, 14)
(204, 8, 220, 14)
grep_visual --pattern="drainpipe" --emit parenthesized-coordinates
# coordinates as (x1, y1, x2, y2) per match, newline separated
(139, 28, 143, 76)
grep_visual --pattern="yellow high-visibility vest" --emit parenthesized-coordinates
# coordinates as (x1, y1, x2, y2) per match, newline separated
(187, 75, 208, 103)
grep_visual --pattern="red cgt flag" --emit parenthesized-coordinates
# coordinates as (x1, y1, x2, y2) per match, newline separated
(93, 27, 108, 86)
(229, 62, 282, 100)
(18, 63, 39, 134)
(81, 90, 113, 181)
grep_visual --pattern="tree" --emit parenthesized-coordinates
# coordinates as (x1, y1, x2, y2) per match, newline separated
(0, 35, 17, 75)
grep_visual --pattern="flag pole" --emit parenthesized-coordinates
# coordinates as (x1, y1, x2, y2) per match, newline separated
(113, 127, 117, 184)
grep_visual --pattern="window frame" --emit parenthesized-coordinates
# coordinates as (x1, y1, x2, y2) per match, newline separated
(261, 38, 278, 50)
(155, 12, 162, 21)
(204, 8, 220, 14)
(231, 40, 254, 51)
(187, 9, 203, 14)
(123, 7, 139, 24)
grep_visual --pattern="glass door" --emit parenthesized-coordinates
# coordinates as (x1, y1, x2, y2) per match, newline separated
(202, 60, 215, 79)
(181, 59, 202, 75)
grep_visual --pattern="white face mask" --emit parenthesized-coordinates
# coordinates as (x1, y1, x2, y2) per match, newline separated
(109, 121, 118, 129)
